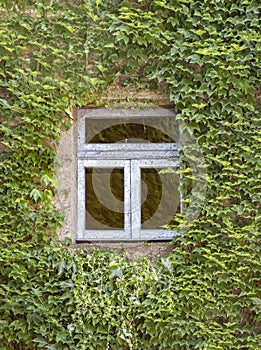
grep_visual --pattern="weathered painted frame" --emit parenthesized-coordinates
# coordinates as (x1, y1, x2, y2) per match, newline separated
(77, 108, 181, 241)
(77, 159, 131, 240)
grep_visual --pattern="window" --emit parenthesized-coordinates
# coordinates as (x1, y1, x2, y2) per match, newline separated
(77, 108, 181, 241)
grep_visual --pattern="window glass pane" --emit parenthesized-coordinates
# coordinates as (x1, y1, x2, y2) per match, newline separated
(85, 168, 124, 229)
(85, 117, 179, 143)
(141, 168, 180, 229)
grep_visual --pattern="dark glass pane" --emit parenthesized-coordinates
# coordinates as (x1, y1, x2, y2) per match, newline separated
(141, 168, 180, 229)
(85, 117, 179, 143)
(85, 168, 124, 230)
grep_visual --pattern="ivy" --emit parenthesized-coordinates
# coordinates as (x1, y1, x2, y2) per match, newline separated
(0, 0, 260, 349)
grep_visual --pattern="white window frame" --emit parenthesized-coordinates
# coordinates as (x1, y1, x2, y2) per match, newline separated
(77, 159, 131, 240)
(130, 159, 180, 241)
(77, 108, 181, 241)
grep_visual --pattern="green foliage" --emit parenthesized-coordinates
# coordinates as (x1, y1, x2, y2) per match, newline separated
(0, 0, 260, 349)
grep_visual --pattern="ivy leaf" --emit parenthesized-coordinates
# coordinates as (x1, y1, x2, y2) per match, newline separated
(0, 98, 10, 108)
(33, 338, 48, 346)
(109, 269, 123, 279)
(30, 188, 42, 202)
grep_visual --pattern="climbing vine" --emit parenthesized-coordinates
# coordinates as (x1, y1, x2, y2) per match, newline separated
(0, 0, 260, 349)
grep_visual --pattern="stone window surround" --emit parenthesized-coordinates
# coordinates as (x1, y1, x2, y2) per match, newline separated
(55, 106, 181, 247)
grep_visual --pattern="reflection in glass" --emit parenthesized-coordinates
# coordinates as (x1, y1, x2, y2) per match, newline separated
(85, 117, 179, 143)
(141, 168, 180, 229)
(85, 168, 124, 230)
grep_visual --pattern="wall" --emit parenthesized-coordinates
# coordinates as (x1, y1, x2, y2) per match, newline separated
(55, 123, 77, 243)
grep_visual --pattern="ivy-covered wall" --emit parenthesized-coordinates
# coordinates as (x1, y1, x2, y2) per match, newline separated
(0, 1, 260, 349)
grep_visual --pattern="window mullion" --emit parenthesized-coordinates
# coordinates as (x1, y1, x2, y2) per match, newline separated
(125, 160, 132, 238)
(130, 160, 141, 240)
